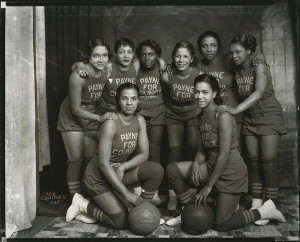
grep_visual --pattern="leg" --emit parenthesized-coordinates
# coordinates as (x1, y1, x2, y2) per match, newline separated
(213, 192, 261, 231)
(88, 191, 129, 230)
(82, 130, 99, 197)
(245, 135, 263, 207)
(213, 192, 285, 231)
(185, 125, 197, 161)
(165, 161, 208, 226)
(259, 135, 281, 201)
(167, 124, 185, 210)
(236, 122, 243, 153)
(122, 161, 164, 202)
(61, 131, 84, 196)
(147, 125, 164, 163)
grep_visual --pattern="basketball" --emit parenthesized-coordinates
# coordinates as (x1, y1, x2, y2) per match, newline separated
(128, 201, 161, 235)
(181, 204, 214, 235)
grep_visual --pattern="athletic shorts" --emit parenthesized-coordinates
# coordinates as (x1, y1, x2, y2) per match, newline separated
(144, 112, 166, 126)
(165, 116, 196, 127)
(243, 115, 286, 136)
(57, 98, 99, 132)
(84, 155, 121, 197)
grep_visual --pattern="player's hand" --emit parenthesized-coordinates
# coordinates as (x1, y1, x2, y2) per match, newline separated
(124, 192, 143, 206)
(76, 66, 90, 77)
(252, 53, 265, 66)
(115, 165, 125, 181)
(217, 105, 237, 115)
(98, 112, 117, 123)
(194, 185, 212, 206)
(191, 162, 202, 187)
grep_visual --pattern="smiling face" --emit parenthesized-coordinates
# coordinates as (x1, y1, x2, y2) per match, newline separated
(116, 45, 134, 67)
(140, 45, 157, 70)
(89, 46, 109, 71)
(174, 47, 194, 72)
(200, 36, 219, 61)
(195, 82, 217, 109)
(119, 88, 139, 115)
(229, 43, 251, 66)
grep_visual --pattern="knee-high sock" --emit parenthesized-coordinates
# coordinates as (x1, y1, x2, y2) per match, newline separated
(248, 157, 263, 199)
(67, 158, 83, 196)
(213, 209, 261, 231)
(166, 162, 191, 206)
(87, 202, 128, 230)
(138, 161, 164, 201)
(149, 140, 162, 163)
(81, 158, 91, 196)
(169, 146, 183, 164)
(261, 158, 279, 200)
(184, 146, 197, 161)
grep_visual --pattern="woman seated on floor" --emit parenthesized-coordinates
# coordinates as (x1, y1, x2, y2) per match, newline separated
(65, 83, 165, 229)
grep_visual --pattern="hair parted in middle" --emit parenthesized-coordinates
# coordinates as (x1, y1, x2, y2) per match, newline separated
(115, 83, 141, 112)
(194, 74, 223, 105)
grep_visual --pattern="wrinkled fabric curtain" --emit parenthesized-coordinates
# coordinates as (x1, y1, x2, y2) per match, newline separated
(5, 6, 48, 237)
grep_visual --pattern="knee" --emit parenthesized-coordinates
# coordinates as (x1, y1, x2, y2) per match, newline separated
(111, 210, 129, 230)
(147, 161, 164, 179)
(166, 162, 182, 181)
(138, 161, 164, 180)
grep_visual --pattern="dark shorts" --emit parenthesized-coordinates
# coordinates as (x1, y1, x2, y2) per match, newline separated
(84, 155, 119, 196)
(144, 111, 166, 126)
(243, 115, 286, 136)
(165, 116, 196, 127)
(57, 98, 99, 132)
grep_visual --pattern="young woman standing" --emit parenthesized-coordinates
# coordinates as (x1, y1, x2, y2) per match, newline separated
(161, 41, 203, 210)
(218, 33, 286, 225)
(57, 39, 117, 197)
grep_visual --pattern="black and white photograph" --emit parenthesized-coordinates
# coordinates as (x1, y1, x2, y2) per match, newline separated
(1, 0, 299, 241)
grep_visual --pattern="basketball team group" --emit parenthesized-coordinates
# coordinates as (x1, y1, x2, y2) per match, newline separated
(57, 31, 287, 234)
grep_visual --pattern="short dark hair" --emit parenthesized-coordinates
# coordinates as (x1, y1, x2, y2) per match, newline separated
(115, 83, 141, 112)
(135, 39, 162, 58)
(83, 39, 112, 62)
(197, 31, 221, 55)
(230, 33, 257, 53)
(114, 38, 135, 52)
(171, 41, 197, 67)
(194, 74, 222, 105)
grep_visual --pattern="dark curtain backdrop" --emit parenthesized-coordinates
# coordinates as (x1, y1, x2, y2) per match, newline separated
(43, 5, 297, 193)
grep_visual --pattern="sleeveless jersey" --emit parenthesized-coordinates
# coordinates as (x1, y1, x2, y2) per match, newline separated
(101, 61, 137, 106)
(235, 64, 285, 124)
(196, 107, 248, 193)
(136, 65, 165, 117)
(80, 67, 108, 109)
(199, 56, 242, 122)
(109, 114, 139, 164)
(166, 66, 201, 119)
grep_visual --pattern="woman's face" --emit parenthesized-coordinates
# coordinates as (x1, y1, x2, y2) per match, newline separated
(200, 36, 219, 61)
(174, 47, 194, 72)
(140, 45, 157, 70)
(89, 46, 109, 71)
(116, 45, 134, 67)
(195, 82, 216, 109)
(229, 43, 251, 66)
(119, 88, 139, 115)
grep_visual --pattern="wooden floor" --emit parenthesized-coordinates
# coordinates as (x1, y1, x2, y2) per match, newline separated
(7, 187, 299, 241)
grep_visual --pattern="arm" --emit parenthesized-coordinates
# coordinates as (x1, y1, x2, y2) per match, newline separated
(191, 118, 207, 187)
(251, 52, 266, 66)
(98, 121, 131, 195)
(195, 112, 232, 205)
(160, 72, 169, 85)
(133, 57, 140, 73)
(218, 63, 268, 115)
(116, 116, 149, 174)
(157, 57, 167, 73)
(71, 62, 90, 77)
(69, 72, 116, 122)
